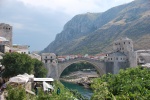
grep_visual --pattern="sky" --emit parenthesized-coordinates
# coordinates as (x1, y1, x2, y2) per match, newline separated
(0, 0, 134, 52)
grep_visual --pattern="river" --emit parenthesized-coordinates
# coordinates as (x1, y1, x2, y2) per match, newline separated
(61, 81, 93, 100)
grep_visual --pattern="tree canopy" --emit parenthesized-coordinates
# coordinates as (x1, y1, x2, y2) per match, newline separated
(1, 52, 47, 78)
(91, 67, 150, 100)
(32, 58, 47, 78)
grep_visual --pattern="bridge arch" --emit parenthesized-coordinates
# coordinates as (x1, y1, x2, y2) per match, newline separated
(57, 58, 106, 78)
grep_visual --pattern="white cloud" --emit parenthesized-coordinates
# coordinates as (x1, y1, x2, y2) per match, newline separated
(17, 0, 134, 15)
(12, 23, 24, 29)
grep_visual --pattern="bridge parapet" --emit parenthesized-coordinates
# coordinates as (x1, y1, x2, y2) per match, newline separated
(58, 57, 103, 63)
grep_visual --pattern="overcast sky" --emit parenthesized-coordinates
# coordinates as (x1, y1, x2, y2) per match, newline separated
(0, 0, 134, 51)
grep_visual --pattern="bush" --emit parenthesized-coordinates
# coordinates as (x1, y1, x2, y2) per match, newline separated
(7, 85, 27, 100)
(91, 67, 150, 100)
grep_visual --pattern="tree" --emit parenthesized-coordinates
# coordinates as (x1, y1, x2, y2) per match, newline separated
(1, 52, 34, 78)
(91, 67, 150, 100)
(32, 58, 47, 78)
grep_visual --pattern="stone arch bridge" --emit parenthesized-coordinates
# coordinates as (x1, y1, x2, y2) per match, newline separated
(46, 58, 106, 79)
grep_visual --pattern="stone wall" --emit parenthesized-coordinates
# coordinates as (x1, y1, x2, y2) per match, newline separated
(128, 51, 137, 67)
(106, 61, 129, 74)
(106, 62, 114, 73)
(0, 23, 12, 46)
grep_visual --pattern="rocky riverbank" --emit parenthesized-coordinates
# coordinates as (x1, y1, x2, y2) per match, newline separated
(60, 71, 98, 88)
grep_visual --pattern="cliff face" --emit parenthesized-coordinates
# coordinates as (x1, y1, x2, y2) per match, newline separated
(43, 0, 150, 55)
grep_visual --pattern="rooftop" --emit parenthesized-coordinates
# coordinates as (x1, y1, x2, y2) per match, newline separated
(107, 52, 126, 57)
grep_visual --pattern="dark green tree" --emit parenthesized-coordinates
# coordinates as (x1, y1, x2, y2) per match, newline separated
(1, 52, 34, 78)
(91, 67, 150, 100)
(32, 58, 47, 78)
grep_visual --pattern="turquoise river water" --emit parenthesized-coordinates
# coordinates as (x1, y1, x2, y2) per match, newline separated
(61, 81, 93, 99)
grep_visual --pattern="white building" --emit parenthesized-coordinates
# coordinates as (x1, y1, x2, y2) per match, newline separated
(10, 44, 29, 54)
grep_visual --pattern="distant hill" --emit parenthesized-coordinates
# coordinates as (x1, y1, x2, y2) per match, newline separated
(43, 0, 150, 55)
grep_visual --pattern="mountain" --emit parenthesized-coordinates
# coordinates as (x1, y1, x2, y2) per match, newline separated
(43, 0, 150, 55)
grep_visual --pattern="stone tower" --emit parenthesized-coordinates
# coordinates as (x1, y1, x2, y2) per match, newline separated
(0, 23, 12, 46)
(113, 37, 133, 54)
(113, 37, 137, 67)
(105, 37, 137, 74)
(41, 53, 58, 79)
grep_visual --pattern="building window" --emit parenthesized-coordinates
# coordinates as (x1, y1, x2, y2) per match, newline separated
(122, 48, 124, 50)
(45, 56, 47, 58)
(121, 58, 122, 60)
(111, 58, 112, 60)
(45, 60, 47, 63)
(116, 57, 118, 60)
(129, 42, 130, 44)
(124, 42, 125, 44)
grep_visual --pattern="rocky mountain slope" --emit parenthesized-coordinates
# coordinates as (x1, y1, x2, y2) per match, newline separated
(43, 0, 150, 55)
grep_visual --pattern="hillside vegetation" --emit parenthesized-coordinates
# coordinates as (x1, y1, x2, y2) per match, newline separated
(43, 0, 150, 55)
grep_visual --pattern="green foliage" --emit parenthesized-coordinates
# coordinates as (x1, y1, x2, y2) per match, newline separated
(70, 89, 88, 100)
(32, 59, 47, 78)
(1, 52, 47, 78)
(6, 81, 85, 100)
(1, 52, 34, 78)
(7, 85, 27, 100)
(91, 67, 150, 100)
(36, 81, 78, 100)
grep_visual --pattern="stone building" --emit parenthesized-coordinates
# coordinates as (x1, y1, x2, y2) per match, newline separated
(28, 53, 41, 61)
(41, 53, 58, 79)
(0, 23, 12, 46)
(0, 36, 11, 53)
(0, 23, 12, 53)
(0, 23, 29, 54)
(105, 37, 137, 74)
(137, 50, 150, 65)
(10, 44, 29, 54)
